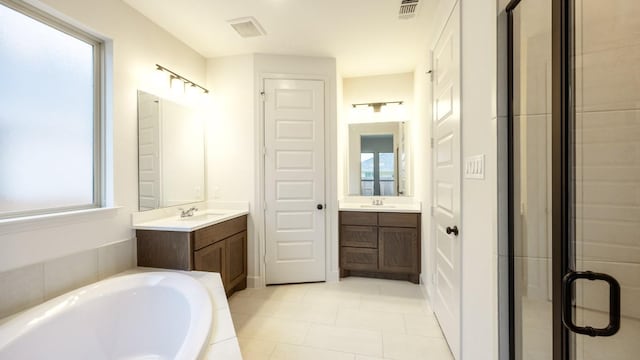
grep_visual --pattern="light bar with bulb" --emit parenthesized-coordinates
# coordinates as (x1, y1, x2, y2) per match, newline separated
(351, 101, 403, 112)
(349, 100, 408, 124)
(155, 64, 209, 94)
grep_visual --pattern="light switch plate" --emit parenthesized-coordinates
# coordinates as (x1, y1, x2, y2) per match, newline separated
(464, 154, 485, 179)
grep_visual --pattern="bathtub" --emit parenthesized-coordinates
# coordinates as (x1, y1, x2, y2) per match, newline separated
(0, 271, 212, 360)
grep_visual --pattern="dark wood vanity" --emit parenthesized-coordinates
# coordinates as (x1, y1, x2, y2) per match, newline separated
(136, 215, 248, 297)
(339, 211, 420, 284)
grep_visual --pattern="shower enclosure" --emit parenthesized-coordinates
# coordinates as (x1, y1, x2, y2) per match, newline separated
(508, 0, 640, 359)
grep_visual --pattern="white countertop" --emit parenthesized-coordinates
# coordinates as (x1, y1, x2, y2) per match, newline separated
(132, 209, 248, 232)
(338, 197, 421, 213)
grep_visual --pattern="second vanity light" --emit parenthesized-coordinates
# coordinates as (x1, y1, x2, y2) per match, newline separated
(350, 101, 408, 123)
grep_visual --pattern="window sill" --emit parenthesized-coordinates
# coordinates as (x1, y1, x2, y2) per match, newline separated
(0, 207, 122, 236)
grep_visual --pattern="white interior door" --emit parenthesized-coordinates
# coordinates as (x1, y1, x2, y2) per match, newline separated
(431, 4, 461, 359)
(264, 78, 326, 285)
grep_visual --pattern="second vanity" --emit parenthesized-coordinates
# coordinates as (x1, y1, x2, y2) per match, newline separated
(132, 206, 249, 297)
(339, 199, 421, 284)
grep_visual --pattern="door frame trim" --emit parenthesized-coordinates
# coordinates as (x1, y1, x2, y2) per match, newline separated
(550, 1, 573, 358)
(505, 3, 517, 359)
(255, 73, 335, 287)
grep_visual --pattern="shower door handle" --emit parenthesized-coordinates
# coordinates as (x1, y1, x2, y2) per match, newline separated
(561, 271, 620, 337)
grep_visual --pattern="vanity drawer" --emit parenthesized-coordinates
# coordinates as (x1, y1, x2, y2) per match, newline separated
(194, 215, 247, 250)
(378, 213, 419, 228)
(340, 247, 378, 272)
(340, 211, 378, 226)
(341, 225, 377, 248)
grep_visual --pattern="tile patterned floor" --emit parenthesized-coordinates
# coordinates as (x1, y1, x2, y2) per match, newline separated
(228, 277, 454, 360)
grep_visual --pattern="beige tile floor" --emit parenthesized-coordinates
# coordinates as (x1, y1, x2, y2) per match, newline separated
(228, 277, 453, 360)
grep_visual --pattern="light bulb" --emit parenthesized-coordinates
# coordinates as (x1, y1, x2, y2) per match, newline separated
(170, 75, 184, 95)
(152, 67, 167, 90)
(186, 83, 201, 97)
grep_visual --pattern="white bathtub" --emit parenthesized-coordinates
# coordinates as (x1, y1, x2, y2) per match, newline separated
(0, 271, 212, 360)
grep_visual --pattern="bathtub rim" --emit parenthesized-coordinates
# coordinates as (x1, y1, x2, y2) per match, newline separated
(0, 271, 212, 360)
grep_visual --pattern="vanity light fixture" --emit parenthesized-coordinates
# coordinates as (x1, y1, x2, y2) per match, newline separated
(155, 64, 209, 94)
(352, 101, 404, 112)
(349, 101, 408, 124)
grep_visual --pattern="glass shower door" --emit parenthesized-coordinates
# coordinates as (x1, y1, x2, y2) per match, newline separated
(510, 0, 554, 359)
(569, 0, 640, 359)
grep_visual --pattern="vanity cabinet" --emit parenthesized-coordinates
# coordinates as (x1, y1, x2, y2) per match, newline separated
(340, 211, 420, 284)
(136, 215, 247, 297)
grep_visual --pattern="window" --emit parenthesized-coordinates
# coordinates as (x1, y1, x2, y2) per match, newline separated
(0, 0, 103, 218)
(360, 135, 396, 196)
(378, 152, 395, 196)
(360, 153, 375, 196)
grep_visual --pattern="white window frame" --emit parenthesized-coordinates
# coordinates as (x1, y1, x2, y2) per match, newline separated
(0, 0, 104, 219)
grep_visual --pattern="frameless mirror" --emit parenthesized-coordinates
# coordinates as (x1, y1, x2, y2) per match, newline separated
(347, 122, 411, 196)
(137, 90, 205, 211)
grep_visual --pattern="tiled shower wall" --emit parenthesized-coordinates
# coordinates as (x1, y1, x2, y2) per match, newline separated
(574, 0, 640, 319)
(0, 239, 135, 319)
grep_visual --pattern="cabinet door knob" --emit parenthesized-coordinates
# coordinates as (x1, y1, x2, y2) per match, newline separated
(446, 226, 459, 236)
(317, 204, 324, 210)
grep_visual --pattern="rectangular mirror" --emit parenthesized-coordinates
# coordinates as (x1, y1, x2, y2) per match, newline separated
(347, 122, 411, 196)
(137, 90, 205, 211)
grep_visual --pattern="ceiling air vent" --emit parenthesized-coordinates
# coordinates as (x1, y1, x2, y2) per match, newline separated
(399, 0, 420, 19)
(227, 17, 266, 38)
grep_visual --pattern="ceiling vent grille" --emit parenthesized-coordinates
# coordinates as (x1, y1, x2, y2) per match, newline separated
(227, 17, 266, 38)
(399, 0, 420, 19)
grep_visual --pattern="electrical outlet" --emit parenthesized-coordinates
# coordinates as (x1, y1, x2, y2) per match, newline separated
(464, 155, 485, 179)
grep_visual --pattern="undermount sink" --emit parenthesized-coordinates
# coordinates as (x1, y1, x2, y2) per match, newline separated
(179, 212, 227, 221)
(359, 204, 397, 209)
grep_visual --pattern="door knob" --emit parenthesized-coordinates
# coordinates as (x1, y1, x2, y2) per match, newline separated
(317, 204, 324, 210)
(446, 226, 459, 236)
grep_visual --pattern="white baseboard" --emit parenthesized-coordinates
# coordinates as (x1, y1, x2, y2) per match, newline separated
(419, 273, 434, 314)
(246, 275, 263, 288)
(327, 269, 339, 283)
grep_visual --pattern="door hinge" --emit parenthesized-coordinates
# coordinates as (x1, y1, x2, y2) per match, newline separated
(262, 147, 267, 157)
(430, 205, 436, 216)
(260, 91, 266, 102)
(427, 69, 434, 82)
(430, 138, 434, 149)
(263, 202, 267, 212)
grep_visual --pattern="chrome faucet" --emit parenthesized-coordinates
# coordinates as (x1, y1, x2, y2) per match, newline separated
(371, 198, 384, 206)
(179, 207, 198, 218)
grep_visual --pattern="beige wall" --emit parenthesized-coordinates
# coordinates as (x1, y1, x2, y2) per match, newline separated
(207, 53, 338, 285)
(415, 0, 501, 358)
(0, 0, 207, 317)
(341, 72, 415, 197)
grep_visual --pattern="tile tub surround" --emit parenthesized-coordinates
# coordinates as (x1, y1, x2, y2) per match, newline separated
(229, 277, 453, 360)
(120, 267, 242, 359)
(0, 239, 135, 319)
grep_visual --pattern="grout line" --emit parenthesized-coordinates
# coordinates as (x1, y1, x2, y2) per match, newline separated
(401, 313, 408, 336)
(381, 327, 386, 360)
(299, 320, 313, 346)
(266, 341, 278, 359)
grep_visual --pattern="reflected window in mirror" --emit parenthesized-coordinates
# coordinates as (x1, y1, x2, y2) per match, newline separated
(360, 135, 396, 196)
(348, 122, 411, 197)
